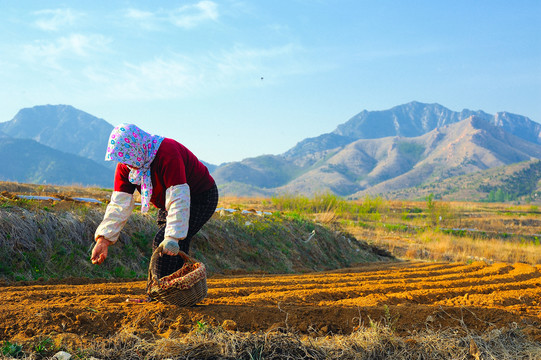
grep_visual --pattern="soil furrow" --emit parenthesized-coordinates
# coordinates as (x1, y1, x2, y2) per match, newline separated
(1, 260, 540, 344)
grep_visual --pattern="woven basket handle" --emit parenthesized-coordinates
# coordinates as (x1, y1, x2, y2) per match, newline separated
(148, 245, 199, 285)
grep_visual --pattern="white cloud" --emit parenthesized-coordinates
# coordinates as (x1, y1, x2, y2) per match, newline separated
(122, 1, 219, 30)
(123, 8, 159, 30)
(124, 8, 154, 20)
(85, 43, 317, 101)
(169, 1, 218, 28)
(33, 9, 82, 31)
(86, 56, 200, 100)
(213, 43, 321, 82)
(22, 34, 112, 69)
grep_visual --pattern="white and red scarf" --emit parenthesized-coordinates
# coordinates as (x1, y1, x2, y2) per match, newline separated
(105, 123, 164, 213)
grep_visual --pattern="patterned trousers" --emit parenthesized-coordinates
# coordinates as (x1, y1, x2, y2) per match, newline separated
(149, 183, 218, 281)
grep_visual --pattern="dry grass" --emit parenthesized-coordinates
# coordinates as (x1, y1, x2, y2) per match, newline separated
(349, 227, 541, 265)
(0, 191, 388, 281)
(0, 181, 113, 200)
(5, 322, 539, 360)
(314, 211, 338, 224)
(0, 202, 157, 281)
(418, 231, 541, 264)
(3, 180, 539, 267)
(342, 197, 541, 265)
(2, 180, 539, 267)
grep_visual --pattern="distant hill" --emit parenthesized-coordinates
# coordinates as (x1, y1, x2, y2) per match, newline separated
(0, 105, 114, 167)
(214, 102, 541, 198)
(0, 104, 217, 187)
(350, 116, 541, 196)
(2, 101, 540, 200)
(0, 138, 114, 187)
(200, 161, 217, 173)
(382, 160, 541, 202)
(283, 102, 541, 164)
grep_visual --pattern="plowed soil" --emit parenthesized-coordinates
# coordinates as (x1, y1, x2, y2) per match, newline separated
(2, 261, 540, 346)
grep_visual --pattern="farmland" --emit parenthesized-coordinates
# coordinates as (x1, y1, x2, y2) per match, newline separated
(0, 182, 540, 359)
(1, 260, 540, 359)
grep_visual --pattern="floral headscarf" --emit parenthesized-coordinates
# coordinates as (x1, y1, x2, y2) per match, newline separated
(105, 123, 164, 213)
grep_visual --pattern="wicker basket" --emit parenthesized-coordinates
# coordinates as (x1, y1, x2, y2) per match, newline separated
(147, 247, 208, 307)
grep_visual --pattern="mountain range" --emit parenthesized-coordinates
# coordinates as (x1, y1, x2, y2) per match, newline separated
(214, 102, 541, 198)
(1, 102, 540, 200)
(0, 105, 115, 187)
(0, 105, 115, 166)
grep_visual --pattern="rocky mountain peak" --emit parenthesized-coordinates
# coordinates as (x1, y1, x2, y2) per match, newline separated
(0, 105, 114, 165)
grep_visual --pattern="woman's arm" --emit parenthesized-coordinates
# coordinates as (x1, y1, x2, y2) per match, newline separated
(159, 184, 190, 255)
(94, 191, 135, 243)
(91, 191, 135, 264)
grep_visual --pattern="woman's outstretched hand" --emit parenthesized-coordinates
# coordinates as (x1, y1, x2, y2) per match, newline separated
(91, 236, 113, 264)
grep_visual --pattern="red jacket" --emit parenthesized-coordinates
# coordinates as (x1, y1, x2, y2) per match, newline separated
(113, 138, 215, 209)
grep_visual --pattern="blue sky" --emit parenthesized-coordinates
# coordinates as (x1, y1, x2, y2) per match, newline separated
(1, 1, 540, 165)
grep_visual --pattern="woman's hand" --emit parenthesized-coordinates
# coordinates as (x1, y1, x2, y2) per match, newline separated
(91, 236, 113, 264)
(159, 238, 180, 256)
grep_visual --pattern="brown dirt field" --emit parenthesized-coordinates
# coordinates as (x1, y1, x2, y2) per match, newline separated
(1, 261, 540, 347)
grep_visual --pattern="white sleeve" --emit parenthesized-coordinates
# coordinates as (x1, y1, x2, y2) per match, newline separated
(94, 191, 135, 243)
(164, 184, 190, 241)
